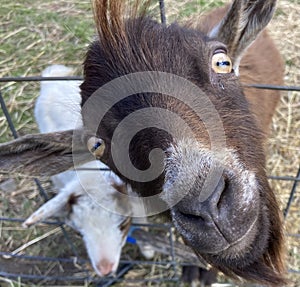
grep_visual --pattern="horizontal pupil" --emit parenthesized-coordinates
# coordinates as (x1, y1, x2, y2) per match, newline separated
(92, 142, 102, 151)
(217, 61, 230, 67)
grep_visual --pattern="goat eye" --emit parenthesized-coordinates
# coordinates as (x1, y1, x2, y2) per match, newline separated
(119, 217, 131, 232)
(119, 217, 132, 241)
(212, 52, 232, 74)
(87, 136, 105, 158)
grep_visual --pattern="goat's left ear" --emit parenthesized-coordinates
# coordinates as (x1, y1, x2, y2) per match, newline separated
(23, 189, 76, 227)
(0, 129, 95, 177)
(210, 0, 277, 73)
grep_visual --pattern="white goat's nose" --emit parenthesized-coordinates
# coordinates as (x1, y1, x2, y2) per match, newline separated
(97, 259, 115, 276)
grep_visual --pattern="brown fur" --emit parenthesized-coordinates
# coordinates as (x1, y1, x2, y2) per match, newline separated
(187, 6, 284, 133)
(0, 130, 76, 176)
(186, 6, 286, 283)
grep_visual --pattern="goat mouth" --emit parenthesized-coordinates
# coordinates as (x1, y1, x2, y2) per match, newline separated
(171, 208, 259, 256)
(215, 214, 259, 255)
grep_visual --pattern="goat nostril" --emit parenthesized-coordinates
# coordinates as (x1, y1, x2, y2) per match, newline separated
(97, 260, 114, 276)
(178, 210, 205, 223)
(216, 177, 229, 210)
(175, 176, 228, 223)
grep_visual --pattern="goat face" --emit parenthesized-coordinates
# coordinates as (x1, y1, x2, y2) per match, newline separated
(64, 175, 131, 277)
(81, 21, 275, 278)
(79, 0, 285, 284)
(69, 196, 130, 276)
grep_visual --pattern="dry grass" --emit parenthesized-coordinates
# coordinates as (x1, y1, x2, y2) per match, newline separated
(0, 0, 94, 142)
(266, 2, 300, 285)
(0, 0, 299, 286)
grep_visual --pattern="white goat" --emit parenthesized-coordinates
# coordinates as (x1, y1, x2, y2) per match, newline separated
(23, 65, 132, 277)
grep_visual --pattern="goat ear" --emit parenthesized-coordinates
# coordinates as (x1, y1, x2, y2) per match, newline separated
(23, 190, 75, 227)
(0, 129, 92, 177)
(209, 0, 277, 73)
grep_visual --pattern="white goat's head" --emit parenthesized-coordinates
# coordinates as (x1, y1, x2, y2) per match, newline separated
(22, 64, 132, 277)
(23, 162, 132, 277)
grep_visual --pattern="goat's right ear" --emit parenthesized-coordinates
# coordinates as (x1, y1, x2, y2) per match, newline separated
(0, 129, 93, 177)
(210, 0, 277, 73)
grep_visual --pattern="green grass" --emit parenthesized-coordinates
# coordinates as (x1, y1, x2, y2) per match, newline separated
(0, 0, 95, 142)
(176, 0, 225, 18)
(0, 1, 94, 75)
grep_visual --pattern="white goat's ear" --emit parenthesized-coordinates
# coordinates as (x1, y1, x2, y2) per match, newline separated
(0, 129, 92, 177)
(23, 190, 76, 227)
(209, 0, 277, 73)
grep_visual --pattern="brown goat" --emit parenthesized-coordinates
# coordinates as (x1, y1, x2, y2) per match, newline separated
(0, 0, 286, 285)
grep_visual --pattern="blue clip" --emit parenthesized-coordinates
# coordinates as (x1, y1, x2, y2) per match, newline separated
(126, 236, 136, 244)
(126, 226, 139, 245)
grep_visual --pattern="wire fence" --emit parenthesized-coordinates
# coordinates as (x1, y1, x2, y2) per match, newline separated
(0, 76, 299, 287)
(0, 1, 299, 286)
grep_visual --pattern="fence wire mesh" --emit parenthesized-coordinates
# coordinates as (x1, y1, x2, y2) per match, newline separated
(0, 0, 300, 286)
(0, 77, 299, 287)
